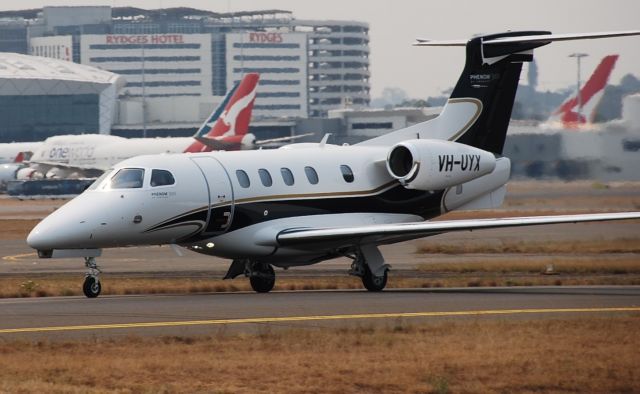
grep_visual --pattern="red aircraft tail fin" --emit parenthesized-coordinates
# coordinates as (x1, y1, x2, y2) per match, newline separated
(185, 73, 259, 152)
(550, 55, 618, 127)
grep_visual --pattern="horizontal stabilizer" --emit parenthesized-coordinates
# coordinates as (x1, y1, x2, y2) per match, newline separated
(415, 30, 640, 46)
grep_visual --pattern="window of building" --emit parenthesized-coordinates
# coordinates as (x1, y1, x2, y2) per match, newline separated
(281, 168, 294, 186)
(150, 169, 175, 187)
(351, 122, 393, 130)
(304, 166, 319, 185)
(109, 168, 145, 189)
(236, 170, 250, 188)
(340, 165, 354, 183)
(258, 168, 273, 187)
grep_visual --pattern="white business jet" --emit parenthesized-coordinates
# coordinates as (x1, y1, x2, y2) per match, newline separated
(28, 30, 640, 297)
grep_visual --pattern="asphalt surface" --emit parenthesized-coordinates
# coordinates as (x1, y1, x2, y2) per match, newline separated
(0, 286, 638, 340)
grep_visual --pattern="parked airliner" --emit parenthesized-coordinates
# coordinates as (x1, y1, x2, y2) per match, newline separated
(28, 30, 640, 297)
(23, 73, 260, 179)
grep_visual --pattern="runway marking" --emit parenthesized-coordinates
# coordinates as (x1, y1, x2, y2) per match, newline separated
(2, 252, 36, 263)
(0, 306, 639, 334)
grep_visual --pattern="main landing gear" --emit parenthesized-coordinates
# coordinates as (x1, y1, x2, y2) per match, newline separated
(224, 259, 276, 293)
(82, 256, 102, 298)
(349, 245, 390, 292)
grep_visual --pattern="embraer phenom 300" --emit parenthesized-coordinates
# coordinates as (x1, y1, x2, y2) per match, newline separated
(28, 30, 640, 297)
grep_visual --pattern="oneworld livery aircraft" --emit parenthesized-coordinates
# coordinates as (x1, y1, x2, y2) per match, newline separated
(20, 73, 305, 179)
(27, 30, 640, 297)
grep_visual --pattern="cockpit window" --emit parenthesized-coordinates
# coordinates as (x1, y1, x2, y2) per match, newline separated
(150, 169, 175, 187)
(109, 168, 145, 189)
(87, 169, 113, 191)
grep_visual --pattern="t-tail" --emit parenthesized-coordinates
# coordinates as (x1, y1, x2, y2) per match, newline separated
(184, 73, 259, 153)
(548, 54, 618, 128)
(362, 30, 639, 155)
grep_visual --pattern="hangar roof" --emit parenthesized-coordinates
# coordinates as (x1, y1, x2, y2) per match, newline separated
(0, 53, 121, 84)
(0, 53, 124, 96)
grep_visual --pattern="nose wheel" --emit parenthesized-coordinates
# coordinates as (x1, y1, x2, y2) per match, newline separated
(83, 257, 102, 298)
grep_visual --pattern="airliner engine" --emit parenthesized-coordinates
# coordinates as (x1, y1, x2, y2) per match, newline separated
(386, 139, 496, 190)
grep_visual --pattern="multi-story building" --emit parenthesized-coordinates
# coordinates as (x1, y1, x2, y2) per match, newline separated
(226, 32, 308, 118)
(80, 33, 212, 98)
(0, 7, 370, 118)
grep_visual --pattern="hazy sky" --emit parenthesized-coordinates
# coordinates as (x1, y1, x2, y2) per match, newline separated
(5, 0, 640, 98)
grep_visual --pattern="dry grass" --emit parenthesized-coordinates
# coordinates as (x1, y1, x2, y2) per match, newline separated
(3, 271, 640, 299)
(0, 316, 638, 393)
(417, 238, 640, 255)
(416, 256, 640, 274)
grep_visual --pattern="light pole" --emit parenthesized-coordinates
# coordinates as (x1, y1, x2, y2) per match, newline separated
(568, 52, 588, 122)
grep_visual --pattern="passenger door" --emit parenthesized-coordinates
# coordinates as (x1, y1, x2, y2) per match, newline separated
(190, 157, 234, 235)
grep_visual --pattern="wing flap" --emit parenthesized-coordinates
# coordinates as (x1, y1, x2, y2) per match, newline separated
(277, 212, 640, 247)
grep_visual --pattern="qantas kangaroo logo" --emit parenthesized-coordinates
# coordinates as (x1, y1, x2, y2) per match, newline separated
(438, 154, 481, 172)
(218, 84, 258, 137)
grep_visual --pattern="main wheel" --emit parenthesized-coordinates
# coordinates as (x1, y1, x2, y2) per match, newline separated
(362, 265, 388, 292)
(83, 276, 101, 298)
(249, 263, 275, 293)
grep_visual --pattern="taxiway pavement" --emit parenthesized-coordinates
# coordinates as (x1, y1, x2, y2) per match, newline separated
(0, 286, 638, 340)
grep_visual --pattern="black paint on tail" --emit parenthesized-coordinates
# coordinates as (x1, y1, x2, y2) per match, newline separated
(453, 31, 551, 154)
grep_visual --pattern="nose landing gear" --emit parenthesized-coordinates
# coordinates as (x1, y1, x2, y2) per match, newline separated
(83, 257, 102, 298)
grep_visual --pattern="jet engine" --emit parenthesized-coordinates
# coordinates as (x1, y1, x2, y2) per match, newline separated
(240, 133, 257, 150)
(0, 163, 23, 186)
(386, 139, 496, 190)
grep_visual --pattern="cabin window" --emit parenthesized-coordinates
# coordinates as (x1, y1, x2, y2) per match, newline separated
(258, 168, 273, 187)
(340, 165, 354, 183)
(109, 168, 144, 189)
(304, 166, 319, 185)
(236, 170, 250, 188)
(150, 169, 175, 187)
(280, 168, 295, 186)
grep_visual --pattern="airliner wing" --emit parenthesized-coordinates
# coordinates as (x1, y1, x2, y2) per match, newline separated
(255, 133, 315, 146)
(25, 160, 106, 172)
(276, 212, 640, 247)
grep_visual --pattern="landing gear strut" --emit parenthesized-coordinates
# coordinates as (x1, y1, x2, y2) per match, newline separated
(83, 257, 102, 298)
(349, 245, 390, 292)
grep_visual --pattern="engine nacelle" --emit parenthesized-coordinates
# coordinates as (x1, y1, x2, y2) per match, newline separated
(386, 139, 497, 190)
(0, 163, 23, 185)
(16, 167, 43, 180)
(240, 133, 257, 150)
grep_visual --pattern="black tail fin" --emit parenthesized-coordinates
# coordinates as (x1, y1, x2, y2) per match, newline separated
(449, 31, 551, 154)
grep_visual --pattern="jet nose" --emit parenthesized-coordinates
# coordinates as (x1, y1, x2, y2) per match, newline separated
(27, 198, 96, 251)
(26, 223, 48, 250)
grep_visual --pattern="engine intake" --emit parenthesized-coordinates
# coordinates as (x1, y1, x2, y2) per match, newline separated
(386, 139, 496, 190)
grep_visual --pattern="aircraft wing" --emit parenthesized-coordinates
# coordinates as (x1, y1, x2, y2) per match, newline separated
(255, 133, 315, 146)
(276, 212, 640, 247)
(26, 160, 106, 172)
